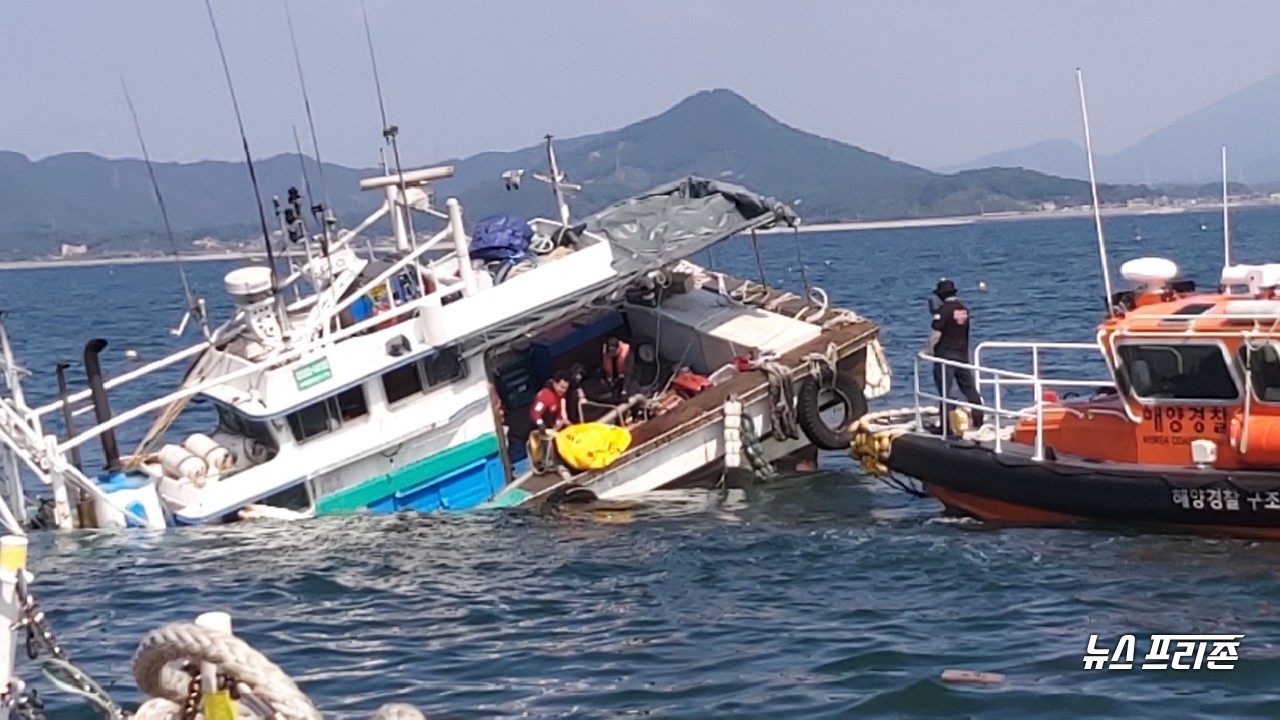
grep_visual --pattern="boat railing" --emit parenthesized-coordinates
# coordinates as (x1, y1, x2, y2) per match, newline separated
(914, 341, 1114, 461)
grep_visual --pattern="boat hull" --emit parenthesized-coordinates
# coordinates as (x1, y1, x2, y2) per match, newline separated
(887, 433, 1280, 538)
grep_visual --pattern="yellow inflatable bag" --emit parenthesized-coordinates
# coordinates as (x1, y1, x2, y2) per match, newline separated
(554, 423, 632, 471)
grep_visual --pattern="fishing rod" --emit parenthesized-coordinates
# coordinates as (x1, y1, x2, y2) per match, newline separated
(120, 79, 209, 340)
(361, 0, 419, 256)
(284, 0, 333, 256)
(1075, 67, 1115, 318)
(203, 0, 285, 318)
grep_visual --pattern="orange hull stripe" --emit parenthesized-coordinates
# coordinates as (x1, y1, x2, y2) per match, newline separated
(925, 486, 1280, 540)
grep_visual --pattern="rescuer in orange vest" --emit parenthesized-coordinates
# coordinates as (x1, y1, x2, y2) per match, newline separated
(602, 336, 630, 401)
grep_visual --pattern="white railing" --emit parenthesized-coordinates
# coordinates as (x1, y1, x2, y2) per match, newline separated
(915, 340, 1115, 461)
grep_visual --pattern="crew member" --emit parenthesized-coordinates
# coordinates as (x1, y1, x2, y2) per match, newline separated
(925, 278, 985, 435)
(565, 363, 587, 424)
(602, 336, 631, 401)
(530, 371, 571, 434)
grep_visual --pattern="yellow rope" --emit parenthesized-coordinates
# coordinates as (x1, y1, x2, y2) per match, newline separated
(849, 416, 908, 477)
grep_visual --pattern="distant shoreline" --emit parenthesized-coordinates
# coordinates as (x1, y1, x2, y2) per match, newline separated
(1, 200, 1275, 270)
(758, 198, 1280, 235)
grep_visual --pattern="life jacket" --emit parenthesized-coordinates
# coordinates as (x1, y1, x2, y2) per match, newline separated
(530, 387, 565, 429)
(603, 341, 630, 381)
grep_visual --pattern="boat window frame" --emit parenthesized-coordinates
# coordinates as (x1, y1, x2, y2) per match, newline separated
(213, 401, 279, 452)
(1237, 341, 1280, 405)
(1113, 338, 1242, 406)
(381, 345, 469, 410)
(285, 385, 370, 445)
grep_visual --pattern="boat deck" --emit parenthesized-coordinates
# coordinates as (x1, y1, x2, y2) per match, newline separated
(515, 301, 880, 501)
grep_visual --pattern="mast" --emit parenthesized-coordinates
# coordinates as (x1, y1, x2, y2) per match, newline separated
(1076, 68, 1114, 317)
(120, 79, 209, 340)
(1223, 145, 1232, 269)
(203, 0, 286, 325)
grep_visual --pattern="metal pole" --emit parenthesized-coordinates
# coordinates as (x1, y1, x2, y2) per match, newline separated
(1076, 68, 1115, 317)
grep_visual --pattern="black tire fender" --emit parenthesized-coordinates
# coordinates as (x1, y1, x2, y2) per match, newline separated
(795, 373, 868, 451)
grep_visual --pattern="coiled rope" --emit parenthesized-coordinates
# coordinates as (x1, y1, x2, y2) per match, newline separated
(129, 623, 427, 720)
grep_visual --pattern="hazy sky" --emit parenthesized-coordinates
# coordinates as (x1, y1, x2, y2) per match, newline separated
(4, 1, 1280, 170)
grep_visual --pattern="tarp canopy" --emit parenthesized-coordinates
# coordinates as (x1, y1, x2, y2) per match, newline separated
(462, 176, 797, 357)
(580, 176, 799, 276)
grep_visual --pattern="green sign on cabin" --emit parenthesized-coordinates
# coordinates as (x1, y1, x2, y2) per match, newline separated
(294, 357, 333, 390)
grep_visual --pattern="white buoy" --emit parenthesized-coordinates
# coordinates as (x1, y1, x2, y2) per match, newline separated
(124, 348, 140, 361)
(977, 280, 989, 292)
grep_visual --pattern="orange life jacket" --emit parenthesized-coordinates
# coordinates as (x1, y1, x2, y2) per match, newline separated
(603, 341, 630, 381)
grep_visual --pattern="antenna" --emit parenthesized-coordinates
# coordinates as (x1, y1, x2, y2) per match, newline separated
(203, 0, 284, 314)
(284, 0, 334, 255)
(533, 134, 581, 229)
(361, 0, 418, 256)
(120, 79, 209, 339)
(1223, 145, 1231, 268)
(1076, 68, 1114, 317)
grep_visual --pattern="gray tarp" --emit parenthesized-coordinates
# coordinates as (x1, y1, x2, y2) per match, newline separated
(463, 176, 796, 356)
(580, 175, 799, 275)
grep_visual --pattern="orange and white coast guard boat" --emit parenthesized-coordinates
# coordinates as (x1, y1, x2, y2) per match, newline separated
(854, 257, 1280, 539)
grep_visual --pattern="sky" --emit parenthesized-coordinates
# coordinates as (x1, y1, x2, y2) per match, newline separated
(4, 0, 1280, 171)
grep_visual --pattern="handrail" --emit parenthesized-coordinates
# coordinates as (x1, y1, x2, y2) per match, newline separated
(915, 345, 1122, 462)
(915, 352, 1047, 460)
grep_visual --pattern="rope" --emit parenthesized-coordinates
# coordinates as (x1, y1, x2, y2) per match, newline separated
(759, 361, 799, 441)
(749, 228, 768, 287)
(739, 414, 776, 478)
(790, 225, 812, 300)
(133, 623, 321, 720)
(40, 659, 120, 719)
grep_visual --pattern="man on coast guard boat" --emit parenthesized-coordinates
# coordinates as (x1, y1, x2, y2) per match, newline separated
(926, 278, 985, 435)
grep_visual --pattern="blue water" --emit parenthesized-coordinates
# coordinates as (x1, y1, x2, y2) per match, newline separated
(6, 207, 1280, 718)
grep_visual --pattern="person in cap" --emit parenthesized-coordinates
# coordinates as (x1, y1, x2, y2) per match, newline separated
(926, 278, 984, 434)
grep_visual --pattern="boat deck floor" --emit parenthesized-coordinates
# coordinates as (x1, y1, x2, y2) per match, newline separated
(511, 306, 880, 502)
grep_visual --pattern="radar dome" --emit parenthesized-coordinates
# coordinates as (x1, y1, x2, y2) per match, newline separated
(1120, 257, 1178, 287)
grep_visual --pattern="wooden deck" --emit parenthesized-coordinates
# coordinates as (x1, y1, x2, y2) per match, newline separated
(516, 279, 881, 502)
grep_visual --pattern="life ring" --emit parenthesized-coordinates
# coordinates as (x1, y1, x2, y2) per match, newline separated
(795, 373, 868, 451)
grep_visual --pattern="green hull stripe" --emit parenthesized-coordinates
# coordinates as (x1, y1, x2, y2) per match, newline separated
(314, 433, 501, 514)
(477, 487, 532, 509)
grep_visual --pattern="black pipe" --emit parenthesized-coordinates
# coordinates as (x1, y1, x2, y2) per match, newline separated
(82, 339, 121, 472)
(54, 362, 82, 472)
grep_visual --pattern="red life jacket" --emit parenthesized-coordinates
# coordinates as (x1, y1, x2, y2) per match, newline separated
(529, 387, 565, 429)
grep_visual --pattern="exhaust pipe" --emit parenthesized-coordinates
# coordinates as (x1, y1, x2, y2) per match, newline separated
(54, 362, 82, 472)
(83, 339, 121, 472)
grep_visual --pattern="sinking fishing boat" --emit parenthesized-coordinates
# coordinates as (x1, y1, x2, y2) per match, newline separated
(0, 137, 888, 530)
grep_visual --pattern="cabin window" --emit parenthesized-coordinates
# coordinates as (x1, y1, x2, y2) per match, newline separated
(1238, 344, 1280, 402)
(286, 386, 369, 444)
(382, 362, 424, 404)
(1118, 344, 1239, 401)
(214, 403, 278, 451)
(259, 482, 312, 512)
(287, 400, 338, 443)
(335, 386, 369, 421)
(424, 347, 467, 387)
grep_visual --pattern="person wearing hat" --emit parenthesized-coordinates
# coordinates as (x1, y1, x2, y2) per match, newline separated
(926, 278, 984, 434)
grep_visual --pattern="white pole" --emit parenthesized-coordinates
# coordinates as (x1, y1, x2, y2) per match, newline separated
(1076, 68, 1114, 317)
(447, 199, 477, 297)
(195, 611, 233, 698)
(1223, 145, 1231, 268)
(0, 535, 28, 720)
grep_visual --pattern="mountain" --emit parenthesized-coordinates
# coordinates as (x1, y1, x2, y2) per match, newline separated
(0, 89, 1168, 260)
(940, 138, 1088, 180)
(1101, 74, 1280, 184)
